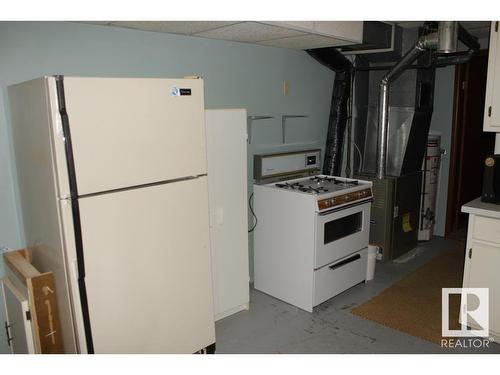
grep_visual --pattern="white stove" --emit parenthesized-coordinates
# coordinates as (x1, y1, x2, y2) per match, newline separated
(252, 150, 373, 312)
(275, 175, 364, 194)
(267, 174, 373, 212)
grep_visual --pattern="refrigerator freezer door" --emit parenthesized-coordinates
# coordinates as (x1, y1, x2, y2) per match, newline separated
(61, 77, 207, 196)
(77, 177, 215, 353)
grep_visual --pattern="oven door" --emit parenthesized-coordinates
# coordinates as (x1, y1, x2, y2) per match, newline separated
(315, 201, 371, 269)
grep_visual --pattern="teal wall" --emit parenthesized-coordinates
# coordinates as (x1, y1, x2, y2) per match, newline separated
(0, 22, 334, 352)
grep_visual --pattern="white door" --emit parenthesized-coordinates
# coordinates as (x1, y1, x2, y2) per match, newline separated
(76, 177, 215, 353)
(484, 22, 500, 131)
(59, 77, 207, 195)
(1, 279, 35, 354)
(205, 109, 250, 320)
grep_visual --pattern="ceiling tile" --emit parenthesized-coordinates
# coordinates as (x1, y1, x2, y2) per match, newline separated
(109, 21, 240, 35)
(194, 22, 306, 42)
(257, 34, 353, 49)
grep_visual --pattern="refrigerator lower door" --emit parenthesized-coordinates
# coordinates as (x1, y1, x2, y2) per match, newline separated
(76, 177, 215, 353)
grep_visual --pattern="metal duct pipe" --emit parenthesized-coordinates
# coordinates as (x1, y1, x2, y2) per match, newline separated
(376, 32, 439, 179)
(307, 48, 353, 176)
(435, 49, 475, 66)
(458, 23, 481, 51)
(438, 21, 458, 54)
(354, 49, 474, 71)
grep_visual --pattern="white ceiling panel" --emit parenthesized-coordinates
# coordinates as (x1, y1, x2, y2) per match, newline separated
(108, 21, 240, 35)
(257, 34, 352, 49)
(193, 22, 306, 42)
(82, 21, 490, 50)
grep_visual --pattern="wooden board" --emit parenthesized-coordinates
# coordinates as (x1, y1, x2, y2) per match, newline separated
(4, 249, 65, 353)
(27, 273, 64, 354)
(4, 251, 39, 285)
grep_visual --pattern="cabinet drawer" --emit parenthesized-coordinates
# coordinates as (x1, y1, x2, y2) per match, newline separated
(313, 248, 367, 307)
(473, 216, 500, 244)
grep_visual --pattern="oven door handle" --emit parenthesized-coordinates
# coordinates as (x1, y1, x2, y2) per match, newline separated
(328, 254, 361, 271)
(318, 198, 372, 216)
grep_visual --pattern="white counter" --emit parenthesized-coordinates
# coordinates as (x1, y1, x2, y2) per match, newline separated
(461, 197, 500, 220)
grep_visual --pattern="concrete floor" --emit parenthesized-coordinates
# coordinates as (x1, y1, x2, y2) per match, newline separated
(215, 237, 500, 353)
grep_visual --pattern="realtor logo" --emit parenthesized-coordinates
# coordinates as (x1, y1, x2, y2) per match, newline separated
(442, 288, 489, 337)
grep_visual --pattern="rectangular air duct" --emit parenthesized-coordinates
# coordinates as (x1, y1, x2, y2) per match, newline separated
(339, 22, 403, 62)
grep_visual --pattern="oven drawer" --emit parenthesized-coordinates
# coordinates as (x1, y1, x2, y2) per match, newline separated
(313, 248, 367, 307)
(315, 202, 370, 268)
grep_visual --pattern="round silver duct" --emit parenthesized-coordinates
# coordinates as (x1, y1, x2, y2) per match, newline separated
(438, 21, 458, 54)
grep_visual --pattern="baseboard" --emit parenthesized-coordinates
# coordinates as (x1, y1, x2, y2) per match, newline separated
(214, 302, 250, 321)
(467, 322, 500, 342)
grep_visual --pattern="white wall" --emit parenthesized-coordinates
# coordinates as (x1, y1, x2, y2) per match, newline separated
(430, 37, 491, 237)
(429, 66, 456, 236)
(0, 21, 335, 353)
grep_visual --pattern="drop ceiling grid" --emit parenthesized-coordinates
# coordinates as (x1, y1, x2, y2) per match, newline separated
(107, 21, 242, 35)
(258, 34, 352, 49)
(193, 22, 307, 43)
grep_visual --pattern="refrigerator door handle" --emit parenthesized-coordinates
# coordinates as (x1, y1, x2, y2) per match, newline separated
(70, 259, 79, 282)
(55, 111, 64, 136)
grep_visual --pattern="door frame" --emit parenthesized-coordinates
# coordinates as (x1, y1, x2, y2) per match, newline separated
(445, 49, 489, 236)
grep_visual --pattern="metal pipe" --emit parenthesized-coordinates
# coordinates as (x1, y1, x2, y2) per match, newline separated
(376, 32, 439, 179)
(354, 50, 474, 72)
(435, 49, 475, 66)
(345, 66, 355, 178)
(438, 21, 458, 54)
(458, 23, 480, 52)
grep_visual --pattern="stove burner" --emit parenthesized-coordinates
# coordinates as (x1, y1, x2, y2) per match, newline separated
(333, 178, 359, 186)
(299, 185, 329, 194)
(275, 176, 363, 195)
(309, 176, 334, 183)
(310, 176, 359, 186)
(275, 182, 305, 190)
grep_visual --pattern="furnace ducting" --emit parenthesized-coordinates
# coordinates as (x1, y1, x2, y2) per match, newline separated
(307, 48, 352, 176)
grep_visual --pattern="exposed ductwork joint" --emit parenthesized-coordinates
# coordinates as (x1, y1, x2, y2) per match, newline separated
(376, 31, 439, 179)
(457, 23, 481, 52)
(307, 48, 353, 176)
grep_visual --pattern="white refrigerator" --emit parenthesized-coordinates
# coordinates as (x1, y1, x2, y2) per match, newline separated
(8, 76, 216, 354)
(205, 109, 250, 321)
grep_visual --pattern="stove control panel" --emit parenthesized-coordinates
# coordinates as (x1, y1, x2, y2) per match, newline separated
(254, 149, 321, 183)
(318, 188, 372, 210)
